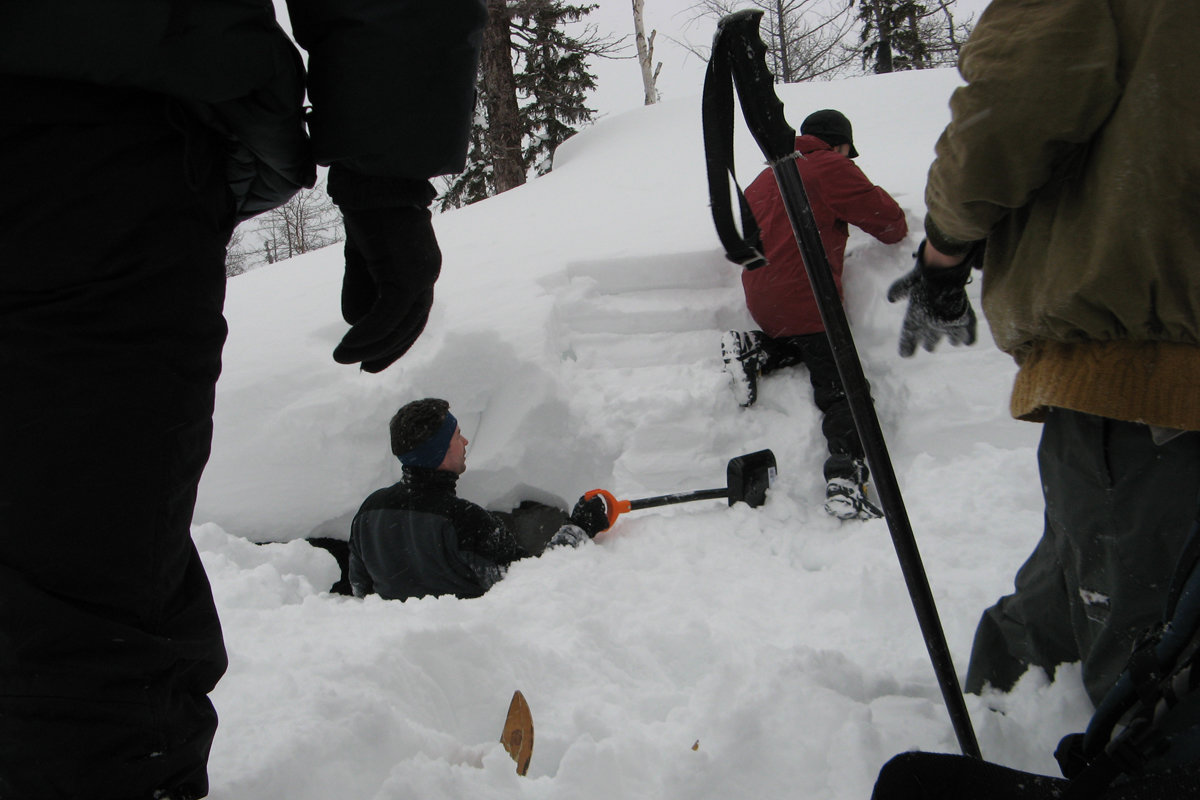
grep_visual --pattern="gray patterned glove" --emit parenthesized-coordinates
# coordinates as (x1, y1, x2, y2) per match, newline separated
(887, 240, 983, 357)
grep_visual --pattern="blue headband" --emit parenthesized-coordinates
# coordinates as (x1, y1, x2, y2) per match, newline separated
(399, 412, 458, 468)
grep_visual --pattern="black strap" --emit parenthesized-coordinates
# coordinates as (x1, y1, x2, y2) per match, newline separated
(1164, 491, 1200, 616)
(1128, 630, 1168, 709)
(702, 39, 767, 270)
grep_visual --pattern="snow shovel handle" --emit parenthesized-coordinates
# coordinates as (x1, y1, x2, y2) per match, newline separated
(585, 487, 733, 529)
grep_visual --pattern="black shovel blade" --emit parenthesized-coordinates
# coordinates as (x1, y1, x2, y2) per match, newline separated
(727, 449, 776, 507)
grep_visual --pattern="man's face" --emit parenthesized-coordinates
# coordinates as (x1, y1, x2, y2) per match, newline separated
(438, 426, 468, 475)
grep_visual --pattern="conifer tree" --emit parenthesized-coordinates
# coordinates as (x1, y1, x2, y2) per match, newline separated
(515, 2, 600, 177)
(854, 0, 971, 73)
(440, 1, 617, 210)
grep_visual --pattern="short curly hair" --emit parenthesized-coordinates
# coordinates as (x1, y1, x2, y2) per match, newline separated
(389, 398, 450, 458)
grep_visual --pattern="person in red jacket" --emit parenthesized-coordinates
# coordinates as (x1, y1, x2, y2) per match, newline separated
(721, 109, 907, 520)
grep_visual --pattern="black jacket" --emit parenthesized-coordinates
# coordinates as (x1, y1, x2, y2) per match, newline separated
(0, 0, 486, 218)
(348, 467, 528, 601)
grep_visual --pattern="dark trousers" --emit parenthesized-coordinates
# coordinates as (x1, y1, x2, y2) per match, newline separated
(0, 81, 232, 799)
(760, 332, 866, 479)
(870, 751, 1200, 800)
(964, 409, 1200, 706)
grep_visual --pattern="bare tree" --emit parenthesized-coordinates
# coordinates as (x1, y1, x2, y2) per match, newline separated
(632, 0, 662, 104)
(689, 0, 859, 83)
(921, 0, 974, 65)
(225, 225, 250, 277)
(254, 181, 343, 265)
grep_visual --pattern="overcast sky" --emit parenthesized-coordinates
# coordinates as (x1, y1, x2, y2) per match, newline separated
(579, 0, 995, 117)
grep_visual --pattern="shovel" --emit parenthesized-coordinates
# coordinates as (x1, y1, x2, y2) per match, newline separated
(584, 449, 776, 529)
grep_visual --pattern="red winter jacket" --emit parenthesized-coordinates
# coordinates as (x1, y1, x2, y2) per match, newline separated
(741, 135, 907, 338)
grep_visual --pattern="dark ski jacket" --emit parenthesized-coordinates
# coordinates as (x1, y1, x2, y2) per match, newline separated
(0, 0, 487, 219)
(741, 135, 907, 339)
(348, 467, 529, 601)
(924, 0, 1200, 430)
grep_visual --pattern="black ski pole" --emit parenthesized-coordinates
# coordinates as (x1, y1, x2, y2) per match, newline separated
(707, 9, 982, 760)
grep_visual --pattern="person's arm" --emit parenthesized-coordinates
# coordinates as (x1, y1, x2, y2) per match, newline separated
(924, 0, 1120, 246)
(346, 517, 374, 598)
(821, 160, 908, 245)
(891, 0, 1120, 357)
(922, 241, 965, 268)
(282, 0, 488, 372)
(455, 503, 528, 567)
(285, 0, 486, 178)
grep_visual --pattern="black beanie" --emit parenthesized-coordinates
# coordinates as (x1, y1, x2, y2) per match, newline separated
(390, 398, 452, 461)
(801, 109, 859, 158)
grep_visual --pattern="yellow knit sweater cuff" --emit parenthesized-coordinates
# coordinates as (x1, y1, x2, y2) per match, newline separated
(1011, 340, 1200, 430)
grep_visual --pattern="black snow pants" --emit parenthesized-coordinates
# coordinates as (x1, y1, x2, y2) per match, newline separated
(0, 78, 232, 799)
(760, 331, 866, 481)
(964, 408, 1200, 706)
(870, 751, 1200, 800)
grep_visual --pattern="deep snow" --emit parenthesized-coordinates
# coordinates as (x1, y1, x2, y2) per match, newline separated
(192, 67, 1095, 799)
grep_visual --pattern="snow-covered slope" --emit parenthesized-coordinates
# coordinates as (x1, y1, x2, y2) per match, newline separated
(193, 69, 1093, 799)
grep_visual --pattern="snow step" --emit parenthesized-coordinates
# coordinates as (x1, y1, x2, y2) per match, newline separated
(563, 330, 717, 369)
(564, 252, 732, 293)
(558, 286, 739, 336)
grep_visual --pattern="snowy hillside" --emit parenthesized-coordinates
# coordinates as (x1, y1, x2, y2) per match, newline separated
(192, 68, 1093, 800)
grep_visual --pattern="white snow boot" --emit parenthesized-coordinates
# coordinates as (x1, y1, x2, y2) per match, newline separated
(824, 477, 867, 519)
(823, 458, 881, 520)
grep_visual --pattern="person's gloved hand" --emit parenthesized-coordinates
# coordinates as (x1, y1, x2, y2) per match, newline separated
(546, 525, 588, 549)
(887, 239, 983, 357)
(333, 206, 440, 372)
(569, 494, 611, 537)
(327, 168, 441, 373)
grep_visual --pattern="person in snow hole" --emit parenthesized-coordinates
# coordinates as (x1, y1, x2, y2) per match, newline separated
(347, 398, 611, 601)
(721, 109, 908, 521)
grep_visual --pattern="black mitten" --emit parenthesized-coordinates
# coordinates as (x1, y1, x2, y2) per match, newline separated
(328, 167, 441, 373)
(569, 495, 611, 537)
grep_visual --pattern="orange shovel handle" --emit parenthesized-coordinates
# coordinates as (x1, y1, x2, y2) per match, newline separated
(584, 488, 631, 529)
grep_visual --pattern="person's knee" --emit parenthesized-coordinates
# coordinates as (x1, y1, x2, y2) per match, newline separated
(964, 606, 1044, 695)
(871, 752, 940, 800)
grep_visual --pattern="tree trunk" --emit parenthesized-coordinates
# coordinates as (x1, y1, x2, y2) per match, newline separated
(906, 6, 925, 68)
(773, 0, 791, 82)
(937, 0, 964, 58)
(482, 0, 526, 192)
(871, 0, 895, 73)
(632, 0, 659, 104)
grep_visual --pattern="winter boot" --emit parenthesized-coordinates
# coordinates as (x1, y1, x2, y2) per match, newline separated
(823, 456, 880, 520)
(721, 330, 765, 407)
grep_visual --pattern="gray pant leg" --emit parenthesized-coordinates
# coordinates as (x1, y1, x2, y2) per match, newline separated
(965, 409, 1199, 706)
(965, 511, 1078, 695)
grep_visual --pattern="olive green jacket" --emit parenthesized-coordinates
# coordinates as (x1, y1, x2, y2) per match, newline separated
(924, 0, 1200, 429)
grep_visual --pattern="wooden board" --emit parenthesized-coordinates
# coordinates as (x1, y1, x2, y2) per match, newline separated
(500, 690, 534, 776)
